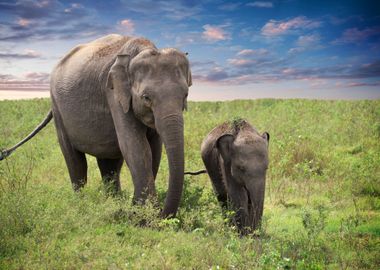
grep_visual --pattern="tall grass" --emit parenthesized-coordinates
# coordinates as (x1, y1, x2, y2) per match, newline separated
(0, 98, 379, 269)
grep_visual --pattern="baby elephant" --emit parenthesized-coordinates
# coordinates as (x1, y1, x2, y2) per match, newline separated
(201, 119, 269, 234)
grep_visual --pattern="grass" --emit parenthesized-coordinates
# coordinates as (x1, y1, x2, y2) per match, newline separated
(0, 98, 379, 269)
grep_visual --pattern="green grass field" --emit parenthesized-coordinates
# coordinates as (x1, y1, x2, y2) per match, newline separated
(0, 98, 379, 269)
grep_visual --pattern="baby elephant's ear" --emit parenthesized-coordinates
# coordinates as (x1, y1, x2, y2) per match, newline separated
(216, 134, 234, 164)
(262, 132, 270, 143)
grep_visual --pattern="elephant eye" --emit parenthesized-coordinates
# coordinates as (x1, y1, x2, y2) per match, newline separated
(142, 94, 151, 102)
(236, 165, 246, 172)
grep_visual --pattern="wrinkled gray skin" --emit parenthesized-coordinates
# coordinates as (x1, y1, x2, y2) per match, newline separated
(201, 120, 269, 234)
(50, 34, 191, 217)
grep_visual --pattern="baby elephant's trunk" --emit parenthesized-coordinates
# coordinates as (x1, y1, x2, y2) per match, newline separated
(246, 178, 266, 231)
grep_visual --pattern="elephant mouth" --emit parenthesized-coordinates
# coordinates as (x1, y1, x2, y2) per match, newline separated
(244, 186, 253, 221)
(134, 108, 155, 129)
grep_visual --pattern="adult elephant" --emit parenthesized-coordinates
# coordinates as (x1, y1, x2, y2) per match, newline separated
(1, 34, 192, 218)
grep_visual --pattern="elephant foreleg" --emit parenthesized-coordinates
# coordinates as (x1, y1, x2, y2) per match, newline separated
(227, 180, 250, 234)
(202, 148, 228, 207)
(123, 136, 156, 203)
(106, 93, 156, 204)
(97, 157, 123, 195)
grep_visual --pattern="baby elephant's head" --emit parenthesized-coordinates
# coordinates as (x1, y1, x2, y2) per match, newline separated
(217, 130, 269, 232)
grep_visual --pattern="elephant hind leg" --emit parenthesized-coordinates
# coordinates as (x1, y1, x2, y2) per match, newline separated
(56, 132, 88, 191)
(53, 111, 88, 191)
(97, 157, 123, 195)
(66, 150, 87, 191)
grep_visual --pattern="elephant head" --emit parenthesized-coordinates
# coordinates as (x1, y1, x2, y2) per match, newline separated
(217, 129, 269, 232)
(106, 38, 192, 217)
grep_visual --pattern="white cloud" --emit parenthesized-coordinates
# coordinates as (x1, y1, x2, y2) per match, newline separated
(0, 49, 42, 59)
(247, 1, 273, 8)
(120, 0, 202, 21)
(23, 49, 41, 57)
(261, 16, 321, 36)
(218, 3, 241, 11)
(296, 34, 321, 47)
(64, 3, 84, 13)
(236, 48, 269, 56)
(288, 47, 305, 54)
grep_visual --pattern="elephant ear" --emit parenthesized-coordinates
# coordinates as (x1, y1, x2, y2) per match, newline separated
(106, 54, 132, 113)
(262, 132, 270, 144)
(216, 134, 234, 164)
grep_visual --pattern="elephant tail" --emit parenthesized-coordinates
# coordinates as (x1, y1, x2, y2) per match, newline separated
(184, 169, 207, 176)
(0, 110, 53, 161)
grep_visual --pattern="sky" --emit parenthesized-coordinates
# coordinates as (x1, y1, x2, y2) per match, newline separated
(0, 0, 379, 100)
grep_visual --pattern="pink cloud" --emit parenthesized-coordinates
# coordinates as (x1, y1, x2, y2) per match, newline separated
(119, 19, 135, 34)
(333, 26, 380, 44)
(261, 16, 321, 36)
(17, 18, 31, 27)
(228, 58, 256, 67)
(202, 24, 230, 42)
(346, 81, 380, 87)
(0, 72, 50, 90)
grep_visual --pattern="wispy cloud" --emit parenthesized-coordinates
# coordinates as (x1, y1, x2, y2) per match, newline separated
(296, 34, 321, 47)
(261, 16, 321, 36)
(228, 58, 256, 67)
(218, 2, 241, 11)
(118, 19, 135, 34)
(345, 81, 380, 87)
(120, 0, 203, 21)
(0, 72, 50, 90)
(247, 1, 273, 8)
(0, 49, 42, 59)
(202, 24, 231, 42)
(193, 52, 380, 86)
(236, 48, 269, 56)
(0, 0, 59, 19)
(0, 0, 110, 42)
(288, 33, 322, 54)
(17, 18, 32, 27)
(333, 26, 380, 44)
(288, 47, 305, 54)
(193, 66, 230, 82)
(175, 32, 202, 46)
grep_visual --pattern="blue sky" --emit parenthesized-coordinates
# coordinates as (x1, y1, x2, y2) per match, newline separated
(0, 0, 379, 100)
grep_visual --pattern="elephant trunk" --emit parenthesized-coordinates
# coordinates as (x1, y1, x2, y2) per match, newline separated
(246, 178, 266, 231)
(156, 113, 184, 218)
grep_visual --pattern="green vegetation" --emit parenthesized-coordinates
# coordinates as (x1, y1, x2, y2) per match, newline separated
(0, 98, 379, 269)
